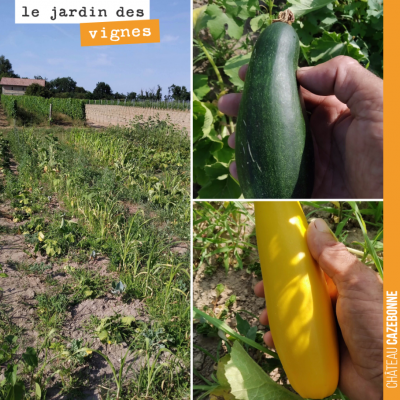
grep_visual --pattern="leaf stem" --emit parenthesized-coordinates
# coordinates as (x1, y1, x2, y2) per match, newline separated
(197, 39, 224, 91)
(269, 0, 275, 21)
(197, 38, 235, 134)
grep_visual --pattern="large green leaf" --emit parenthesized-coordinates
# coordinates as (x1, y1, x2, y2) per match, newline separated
(204, 162, 230, 180)
(205, 4, 244, 40)
(22, 347, 38, 369)
(310, 31, 367, 64)
(224, 53, 252, 89)
(212, 136, 235, 164)
(225, 342, 301, 400)
(250, 14, 270, 32)
(193, 135, 223, 169)
(5, 381, 25, 400)
(194, 74, 211, 100)
(198, 176, 242, 199)
(287, 0, 336, 18)
(193, 94, 214, 142)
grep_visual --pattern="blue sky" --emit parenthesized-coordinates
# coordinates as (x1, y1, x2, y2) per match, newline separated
(0, 1, 190, 95)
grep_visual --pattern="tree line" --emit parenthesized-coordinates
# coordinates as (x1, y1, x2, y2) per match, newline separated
(0, 55, 190, 101)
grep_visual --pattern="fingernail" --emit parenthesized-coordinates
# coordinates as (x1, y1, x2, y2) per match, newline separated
(313, 218, 338, 241)
(314, 218, 330, 233)
(298, 66, 314, 72)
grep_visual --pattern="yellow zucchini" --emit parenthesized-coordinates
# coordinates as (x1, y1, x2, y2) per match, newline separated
(254, 201, 339, 399)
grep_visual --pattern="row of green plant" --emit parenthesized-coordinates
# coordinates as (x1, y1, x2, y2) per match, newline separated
(193, 0, 383, 198)
(0, 95, 17, 119)
(193, 201, 383, 400)
(84, 99, 190, 111)
(0, 120, 190, 398)
(1, 95, 86, 121)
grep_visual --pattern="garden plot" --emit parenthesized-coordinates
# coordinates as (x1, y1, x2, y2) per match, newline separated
(0, 117, 190, 399)
(85, 105, 190, 132)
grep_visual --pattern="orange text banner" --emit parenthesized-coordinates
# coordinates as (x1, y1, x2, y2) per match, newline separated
(384, 1, 399, 399)
(80, 19, 160, 46)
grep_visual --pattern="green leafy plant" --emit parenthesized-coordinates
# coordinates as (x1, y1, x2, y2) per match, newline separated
(93, 314, 138, 345)
(193, 201, 256, 273)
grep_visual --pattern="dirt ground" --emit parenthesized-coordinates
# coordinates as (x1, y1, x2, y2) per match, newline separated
(0, 153, 151, 398)
(193, 203, 381, 392)
(85, 105, 190, 132)
(0, 196, 150, 399)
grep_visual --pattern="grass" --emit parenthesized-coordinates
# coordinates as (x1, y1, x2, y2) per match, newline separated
(0, 116, 190, 398)
(193, 202, 257, 274)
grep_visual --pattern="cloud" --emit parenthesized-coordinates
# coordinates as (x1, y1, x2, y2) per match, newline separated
(21, 51, 38, 58)
(47, 58, 67, 65)
(87, 53, 114, 67)
(162, 35, 179, 43)
(143, 68, 155, 76)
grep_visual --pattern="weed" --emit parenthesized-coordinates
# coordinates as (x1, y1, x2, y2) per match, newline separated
(36, 293, 69, 329)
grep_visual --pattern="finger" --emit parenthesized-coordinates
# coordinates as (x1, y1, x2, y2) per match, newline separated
(218, 93, 242, 117)
(254, 280, 265, 298)
(306, 219, 382, 294)
(263, 331, 275, 349)
(239, 64, 248, 82)
(228, 132, 235, 149)
(229, 162, 238, 180)
(297, 56, 382, 116)
(259, 308, 269, 326)
(300, 86, 332, 113)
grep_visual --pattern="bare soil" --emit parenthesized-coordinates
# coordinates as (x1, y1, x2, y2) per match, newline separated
(85, 105, 190, 133)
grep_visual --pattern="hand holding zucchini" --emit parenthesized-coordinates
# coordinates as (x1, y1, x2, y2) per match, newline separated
(254, 201, 339, 399)
(235, 13, 314, 198)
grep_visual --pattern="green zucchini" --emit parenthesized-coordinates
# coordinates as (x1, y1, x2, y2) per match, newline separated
(235, 21, 314, 198)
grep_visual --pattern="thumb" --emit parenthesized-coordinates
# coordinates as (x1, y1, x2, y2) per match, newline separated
(297, 56, 383, 117)
(306, 218, 379, 294)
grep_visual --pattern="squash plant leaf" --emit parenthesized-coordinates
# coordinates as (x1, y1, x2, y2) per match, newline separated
(224, 53, 252, 90)
(205, 4, 244, 40)
(193, 94, 214, 142)
(287, 0, 336, 18)
(198, 176, 241, 200)
(194, 74, 211, 100)
(225, 342, 301, 400)
(310, 31, 367, 64)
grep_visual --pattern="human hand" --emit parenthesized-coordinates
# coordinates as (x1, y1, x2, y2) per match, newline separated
(218, 56, 383, 199)
(254, 218, 383, 400)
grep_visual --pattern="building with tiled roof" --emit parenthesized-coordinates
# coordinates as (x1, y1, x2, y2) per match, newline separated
(0, 77, 46, 96)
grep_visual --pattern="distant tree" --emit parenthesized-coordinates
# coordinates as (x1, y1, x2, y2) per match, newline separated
(25, 83, 51, 98)
(167, 84, 190, 101)
(75, 86, 86, 93)
(114, 92, 126, 100)
(93, 82, 113, 99)
(34, 75, 46, 80)
(0, 55, 19, 79)
(126, 92, 137, 101)
(48, 77, 77, 93)
(156, 85, 162, 101)
(74, 93, 87, 99)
